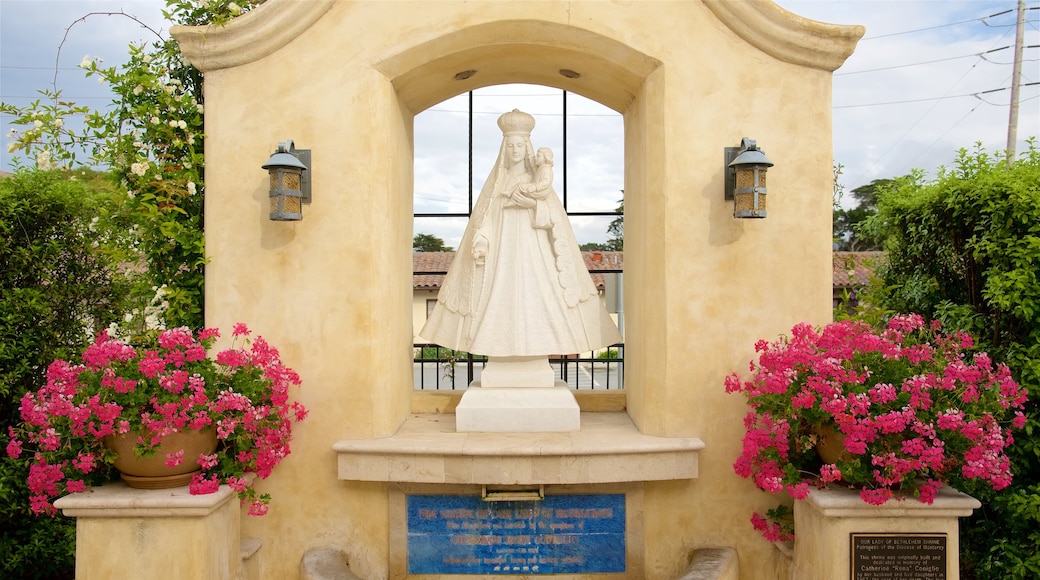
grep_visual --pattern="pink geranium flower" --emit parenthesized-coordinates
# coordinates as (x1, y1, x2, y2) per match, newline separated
(727, 316, 1028, 543)
(7, 325, 306, 517)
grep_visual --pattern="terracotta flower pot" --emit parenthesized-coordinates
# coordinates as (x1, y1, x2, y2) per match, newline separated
(105, 428, 218, 489)
(815, 426, 850, 464)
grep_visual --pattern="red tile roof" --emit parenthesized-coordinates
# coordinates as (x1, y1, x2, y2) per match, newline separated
(413, 251, 623, 291)
(416, 251, 881, 290)
(833, 251, 884, 288)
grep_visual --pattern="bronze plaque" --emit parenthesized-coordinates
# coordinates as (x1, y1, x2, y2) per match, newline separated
(851, 533, 946, 580)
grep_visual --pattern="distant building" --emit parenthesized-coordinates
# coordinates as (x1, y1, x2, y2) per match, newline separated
(412, 251, 624, 342)
(832, 251, 884, 311)
(415, 251, 883, 337)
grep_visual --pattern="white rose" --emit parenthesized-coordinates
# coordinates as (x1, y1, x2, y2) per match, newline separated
(187, 181, 197, 195)
(228, 2, 242, 15)
(168, 120, 178, 127)
(150, 116, 160, 124)
(177, 120, 187, 129)
(133, 85, 143, 95)
(79, 55, 91, 68)
(33, 120, 43, 128)
(52, 119, 64, 128)
(36, 150, 54, 170)
(130, 162, 148, 176)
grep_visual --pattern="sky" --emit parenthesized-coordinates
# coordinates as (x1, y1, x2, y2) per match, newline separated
(1, 0, 1038, 247)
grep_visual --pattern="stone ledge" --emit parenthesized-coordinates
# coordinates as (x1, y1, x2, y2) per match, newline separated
(333, 412, 704, 485)
(54, 480, 238, 518)
(804, 484, 981, 518)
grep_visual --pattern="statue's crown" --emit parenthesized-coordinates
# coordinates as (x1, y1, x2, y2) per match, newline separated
(498, 109, 535, 136)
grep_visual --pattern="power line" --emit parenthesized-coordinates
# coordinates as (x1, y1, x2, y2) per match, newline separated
(835, 82, 1038, 109)
(892, 101, 986, 177)
(0, 95, 115, 101)
(860, 8, 1022, 41)
(427, 108, 618, 118)
(842, 19, 1008, 187)
(0, 65, 84, 71)
(837, 46, 1018, 76)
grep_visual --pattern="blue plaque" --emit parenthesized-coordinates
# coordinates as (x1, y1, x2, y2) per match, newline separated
(407, 494, 626, 574)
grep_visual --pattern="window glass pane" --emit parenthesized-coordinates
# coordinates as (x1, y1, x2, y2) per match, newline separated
(414, 92, 470, 215)
(413, 216, 467, 252)
(413, 84, 625, 390)
(565, 95, 624, 214)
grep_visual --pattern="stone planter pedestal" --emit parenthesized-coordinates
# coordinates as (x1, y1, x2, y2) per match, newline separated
(54, 481, 242, 580)
(793, 485, 980, 580)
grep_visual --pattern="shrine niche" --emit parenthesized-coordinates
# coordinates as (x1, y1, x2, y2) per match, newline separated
(165, 1, 863, 578)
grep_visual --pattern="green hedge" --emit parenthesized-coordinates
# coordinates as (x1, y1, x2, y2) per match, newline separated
(0, 169, 132, 579)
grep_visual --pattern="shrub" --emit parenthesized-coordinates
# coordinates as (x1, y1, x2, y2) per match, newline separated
(0, 169, 133, 579)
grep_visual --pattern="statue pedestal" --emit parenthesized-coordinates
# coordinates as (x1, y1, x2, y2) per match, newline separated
(456, 383, 580, 432)
(53, 481, 243, 580)
(478, 355, 555, 387)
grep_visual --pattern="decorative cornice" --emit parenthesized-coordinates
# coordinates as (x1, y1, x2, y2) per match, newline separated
(703, 0, 864, 71)
(170, 0, 335, 72)
(170, 0, 863, 74)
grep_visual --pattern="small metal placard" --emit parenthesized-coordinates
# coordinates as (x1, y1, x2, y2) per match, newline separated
(851, 533, 947, 580)
(407, 494, 625, 575)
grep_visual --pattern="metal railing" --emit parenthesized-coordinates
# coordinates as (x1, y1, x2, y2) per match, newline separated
(413, 343, 624, 390)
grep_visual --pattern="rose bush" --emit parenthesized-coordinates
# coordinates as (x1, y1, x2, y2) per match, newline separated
(726, 314, 1028, 541)
(7, 324, 307, 516)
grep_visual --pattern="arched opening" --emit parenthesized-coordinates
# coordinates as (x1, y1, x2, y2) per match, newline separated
(411, 83, 625, 391)
(374, 22, 665, 424)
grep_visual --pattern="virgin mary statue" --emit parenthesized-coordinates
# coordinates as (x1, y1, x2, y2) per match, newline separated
(420, 109, 621, 358)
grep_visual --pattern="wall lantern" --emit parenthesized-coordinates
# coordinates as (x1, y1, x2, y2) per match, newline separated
(261, 140, 311, 221)
(724, 137, 773, 219)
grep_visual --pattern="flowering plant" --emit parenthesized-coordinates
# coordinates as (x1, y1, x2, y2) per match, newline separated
(7, 324, 307, 516)
(726, 315, 1027, 542)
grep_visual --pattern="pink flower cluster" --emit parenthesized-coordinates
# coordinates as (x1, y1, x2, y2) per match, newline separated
(727, 315, 1028, 541)
(7, 325, 307, 516)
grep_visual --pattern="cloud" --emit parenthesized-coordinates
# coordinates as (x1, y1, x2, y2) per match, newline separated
(3, 0, 1036, 225)
(781, 0, 1038, 197)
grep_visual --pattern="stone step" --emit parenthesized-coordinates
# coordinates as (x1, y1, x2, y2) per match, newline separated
(238, 538, 262, 580)
(300, 548, 360, 580)
(676, 548, 739, 580)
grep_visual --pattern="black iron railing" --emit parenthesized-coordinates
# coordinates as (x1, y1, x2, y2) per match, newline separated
(412, 343, 624, 390)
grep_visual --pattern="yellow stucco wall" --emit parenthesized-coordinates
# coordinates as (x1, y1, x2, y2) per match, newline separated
(172, 1, 862, 578)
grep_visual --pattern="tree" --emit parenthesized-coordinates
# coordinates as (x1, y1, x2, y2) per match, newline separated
(579, 242, 610, 251)
(833, 179, 891, 251)
(413, 233, 453, 252)
(860, 140, 1040, 579)
(1, 1, 264, 332)
(605, 194, 623, 251)
(0, 170, 134, 579)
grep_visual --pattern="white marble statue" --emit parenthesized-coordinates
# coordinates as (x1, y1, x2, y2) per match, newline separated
(420, 109, 622, 358)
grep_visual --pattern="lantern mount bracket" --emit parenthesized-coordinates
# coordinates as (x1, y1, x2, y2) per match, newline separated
(724, 137, 758, 201)
(274, 140, 311, 204)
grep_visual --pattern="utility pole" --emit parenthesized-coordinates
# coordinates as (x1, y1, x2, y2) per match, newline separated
(1006, 0, 1026, 161)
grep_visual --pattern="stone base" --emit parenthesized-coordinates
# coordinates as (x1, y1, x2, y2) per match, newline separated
(54, 481, 242, 580)
(793, 485, 980, 580)
(455, 383, 580, 432)
(479, 356, 555, 388)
